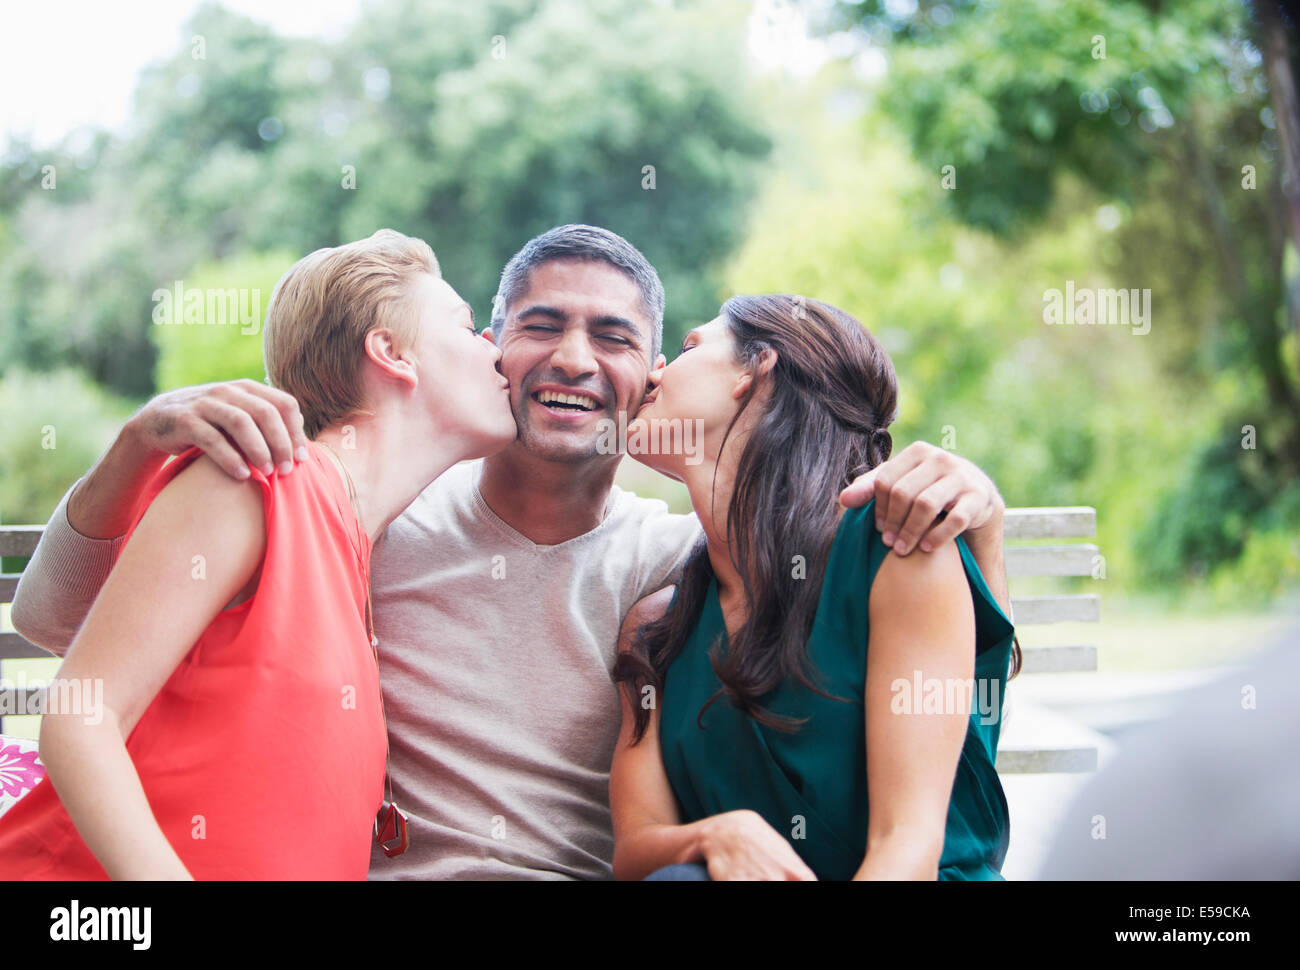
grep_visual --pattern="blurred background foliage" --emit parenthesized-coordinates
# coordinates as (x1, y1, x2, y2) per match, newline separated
(1, 0, 1297, 612)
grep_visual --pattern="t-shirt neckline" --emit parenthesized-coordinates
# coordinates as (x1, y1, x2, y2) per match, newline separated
(469, 463, 625, 552)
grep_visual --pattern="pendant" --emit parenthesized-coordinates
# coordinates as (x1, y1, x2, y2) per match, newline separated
(374, 801, 409, 857)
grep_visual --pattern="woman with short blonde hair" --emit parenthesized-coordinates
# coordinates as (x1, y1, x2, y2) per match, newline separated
(0, 229, 515, 880)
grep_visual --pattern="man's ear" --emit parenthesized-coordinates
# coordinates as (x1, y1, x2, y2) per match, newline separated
(364, 328, 418, 389)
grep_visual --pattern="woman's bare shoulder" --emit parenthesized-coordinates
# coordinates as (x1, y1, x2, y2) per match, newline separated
(144, 453, 267, 544)
(619, 586, 677, 647)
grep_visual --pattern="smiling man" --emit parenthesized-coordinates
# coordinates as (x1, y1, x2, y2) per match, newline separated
(12, 224, 1010, 880)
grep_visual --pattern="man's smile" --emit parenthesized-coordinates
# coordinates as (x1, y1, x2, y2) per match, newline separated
(529, 383, 606, 420)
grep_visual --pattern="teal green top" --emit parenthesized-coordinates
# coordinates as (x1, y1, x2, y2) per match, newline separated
(658, 502, 1015, 880)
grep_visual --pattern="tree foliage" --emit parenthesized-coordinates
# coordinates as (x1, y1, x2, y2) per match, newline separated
(0, 0, 770, 397)
(804, 0, 1298, 589)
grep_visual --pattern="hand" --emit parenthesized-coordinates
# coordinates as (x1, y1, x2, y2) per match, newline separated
(839, 441, 1005, 556)
(698, 810, 818, 881)
(127, 380, 310, 481)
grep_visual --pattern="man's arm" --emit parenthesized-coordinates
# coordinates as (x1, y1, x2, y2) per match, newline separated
(839, 441, 1011, 617)
(10, 484, 124, 656)
(10, 380, 307, 656)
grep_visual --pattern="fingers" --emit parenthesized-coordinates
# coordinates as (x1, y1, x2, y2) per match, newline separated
(893, 478, 961, 556)
(139, 381, 309, 481)
(839, 467, 878, 508)
(183, 419, 252, 480)
(195, 384, 305, 478)
(873, 440, 999, 554)
(706, 811, 818, 880)
(876, 453, 940, 548)
(197, 400, 276, 476)
(871, 446, 925, 538)
(231, 380, 309, 471)
(918, 493, 982, 552)
(782, 851, 818, 881)
(762, 827, 817, 881)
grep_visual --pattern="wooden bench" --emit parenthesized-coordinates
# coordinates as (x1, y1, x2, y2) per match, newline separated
(1, 511, 1103, 776)
(1, 527, 46, 731)
(996, 507, 1101, 774)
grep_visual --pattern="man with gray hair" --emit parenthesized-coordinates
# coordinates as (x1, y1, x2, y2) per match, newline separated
(13, 223, 1012, 879)
(492, 223, 667, 360)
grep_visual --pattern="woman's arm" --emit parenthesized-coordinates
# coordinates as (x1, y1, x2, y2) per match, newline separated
(609, 588, 816, 881)
(39, 455, 267, 880)
(856, 542, 976, 880)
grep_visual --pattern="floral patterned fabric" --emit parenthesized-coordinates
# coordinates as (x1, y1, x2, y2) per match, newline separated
(0, 736, 45, 819)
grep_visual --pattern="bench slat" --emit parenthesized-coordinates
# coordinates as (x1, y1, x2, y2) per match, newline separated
(1018, 643, 1097, 674)
(0, 527, 42, 557)
(0, 574, 21, 600)
(1005, 544, 1099, 577)
(1003, 507, 1096, 540)
(996, 698, 1104, 774)
(0, 632, 49, 660)
(1011, 595, 1100, 624)
(995, 746, 1099, 773)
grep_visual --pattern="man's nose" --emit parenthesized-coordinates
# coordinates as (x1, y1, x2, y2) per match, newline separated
(550, 328, 598, 377)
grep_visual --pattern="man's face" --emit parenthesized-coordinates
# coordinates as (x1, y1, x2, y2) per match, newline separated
(495, 258, 663, 463)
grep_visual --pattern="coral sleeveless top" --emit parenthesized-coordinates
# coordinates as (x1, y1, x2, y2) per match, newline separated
(0, 444, 387, 879)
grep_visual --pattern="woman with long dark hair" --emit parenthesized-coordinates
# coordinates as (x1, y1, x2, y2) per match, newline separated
(610, 294, 1018, 880)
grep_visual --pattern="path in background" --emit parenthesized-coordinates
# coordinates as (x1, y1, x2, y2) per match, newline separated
(1001, 773, 1096, 880)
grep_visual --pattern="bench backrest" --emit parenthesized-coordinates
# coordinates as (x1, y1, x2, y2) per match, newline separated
(997, 507, 1100, 773)
(2, 512, 1102, 773)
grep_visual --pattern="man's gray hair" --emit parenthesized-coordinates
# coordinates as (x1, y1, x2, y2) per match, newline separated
(490, 224, 665, 360)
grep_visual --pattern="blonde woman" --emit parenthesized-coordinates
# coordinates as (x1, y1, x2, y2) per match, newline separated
(0, 230, 514, 879)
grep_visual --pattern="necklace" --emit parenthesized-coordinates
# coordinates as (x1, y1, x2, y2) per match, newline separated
(316, 439, 409, 858)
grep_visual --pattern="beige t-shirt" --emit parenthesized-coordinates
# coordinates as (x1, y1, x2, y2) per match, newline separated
(366, 461, 701, 879)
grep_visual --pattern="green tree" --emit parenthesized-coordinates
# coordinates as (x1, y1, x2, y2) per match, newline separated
(809, 0, 1298, 586)
(0, 0, 769, 401)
